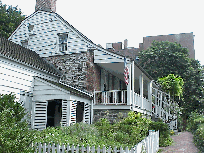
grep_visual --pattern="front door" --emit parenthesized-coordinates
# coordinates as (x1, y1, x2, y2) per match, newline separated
(47, 99, 62, 127)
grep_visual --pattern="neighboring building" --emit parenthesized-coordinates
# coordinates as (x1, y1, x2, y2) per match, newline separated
(3, 0, 178, 130)
(107, 33, 195, 61)
(139, 33, 195, 59)
(106, 39, 140, 61)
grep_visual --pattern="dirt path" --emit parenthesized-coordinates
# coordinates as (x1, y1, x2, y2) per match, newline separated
(160, 131, 200, 153)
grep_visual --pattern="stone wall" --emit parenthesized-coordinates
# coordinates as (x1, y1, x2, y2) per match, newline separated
(46, 53, 88, 91)
(45, 49, 101, 93)
(93, 109, 130, 124)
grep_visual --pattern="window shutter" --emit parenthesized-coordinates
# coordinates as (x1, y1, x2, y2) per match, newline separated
(61, 100, 70, 126)
(84, 103, 90, 124)
(33, 101, 47, 130)
(70, 100, 77, 124)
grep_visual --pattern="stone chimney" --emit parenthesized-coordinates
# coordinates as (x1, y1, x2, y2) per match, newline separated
(35, 0, 57, 12)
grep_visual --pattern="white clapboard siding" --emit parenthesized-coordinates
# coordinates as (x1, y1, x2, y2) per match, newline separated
(34, 101, 47, 130)
(61, 99, 69, 127)
(94, 50, 124, 63)
(84, 103, 90, 124)
(70, 101, 77, 124)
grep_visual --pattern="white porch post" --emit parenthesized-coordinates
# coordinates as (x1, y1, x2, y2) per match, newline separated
(132, 61, 134, 108)
(148, 81, 152, 114)
(91, 100, 93, 124)
(139, 73, 144, 111)
(127, 63, 132, 105)
(159, 92, 163, 118)
(31, 101, 35, 129)
(66, 100, 71, 126)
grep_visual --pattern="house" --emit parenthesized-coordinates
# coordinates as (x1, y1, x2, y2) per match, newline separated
(3, 0, 178, 130)
(0, 36, 92, 130)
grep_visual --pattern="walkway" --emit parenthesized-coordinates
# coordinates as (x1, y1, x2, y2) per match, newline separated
(160, 131, 200, 153)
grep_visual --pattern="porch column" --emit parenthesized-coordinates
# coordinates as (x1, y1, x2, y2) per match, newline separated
(139, 73, 143, 111)
(148, 81, 152, 114)
(132, 61, 135, 108)
(66, 100, 71, 126)
(127, 63, 132, 105)
(31, 101, 35, 129)
(159, 92, 163, 118)
(91, 100, 93, 124)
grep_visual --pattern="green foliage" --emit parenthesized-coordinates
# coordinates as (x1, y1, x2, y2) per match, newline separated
(0, 94, 35, 153)
(149, 120, 173, 147)
(139, 41, 190, 80)
(34, 123, 100, 147)
(187, 112, 204, 152)
(194, 123, 204, 151)
(33, 112, 153, 149)
(139, 40, 204, 129)
(158, 74, 184, 98)
(0, 3, 25, 38)
(94, 112, 152, 148)
(187, 112, 204, 133)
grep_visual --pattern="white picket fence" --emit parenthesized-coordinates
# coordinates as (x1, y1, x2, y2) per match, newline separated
(34, 130, 159, 153)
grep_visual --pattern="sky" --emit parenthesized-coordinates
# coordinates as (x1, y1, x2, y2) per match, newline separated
(2, 0, 204, 65)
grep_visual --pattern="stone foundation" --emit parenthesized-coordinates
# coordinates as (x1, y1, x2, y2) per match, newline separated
(93, 109, 130, 124)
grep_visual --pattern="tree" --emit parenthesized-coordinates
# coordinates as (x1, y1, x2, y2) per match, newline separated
(158, 74, 184, 100)
(139, 41, 190, 80)
(0, 3, 25, 38)
(0, 94, 35, 153)
(139, 40, 204, 129)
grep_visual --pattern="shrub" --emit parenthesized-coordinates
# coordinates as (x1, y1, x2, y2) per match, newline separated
(149, 119, 173, 147)
(187, 112, 204, 133)
(34, 122, 100, 147)
(94, 112, 152, 148)
(194, 123, 204, 152)
(187, 112, 204, 152)
(0, 94, 35, 153)
(194, 124, 204, 150)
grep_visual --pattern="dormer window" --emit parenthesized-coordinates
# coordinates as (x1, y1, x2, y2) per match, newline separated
(28, 24, 34, 32)
(21, 40, 28, 48)
(58, 33, 68, 52)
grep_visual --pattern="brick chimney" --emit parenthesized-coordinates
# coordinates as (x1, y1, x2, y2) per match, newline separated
(35, 0, 57, 12)
(124, 39, 128, 49)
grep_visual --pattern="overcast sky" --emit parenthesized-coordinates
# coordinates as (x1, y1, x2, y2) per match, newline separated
(3, 0, 204, 65)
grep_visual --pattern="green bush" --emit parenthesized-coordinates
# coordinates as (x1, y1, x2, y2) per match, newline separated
(194, 123, 204, 152)
(187, 112, 204, 133)
(0, 94, 35, 153)
(34, 122, 100, 147)
(187, 112, 204, 152)
(149, 119, 173, 147)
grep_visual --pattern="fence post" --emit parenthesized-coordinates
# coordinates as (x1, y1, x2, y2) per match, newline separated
(149, 130, 155, 153)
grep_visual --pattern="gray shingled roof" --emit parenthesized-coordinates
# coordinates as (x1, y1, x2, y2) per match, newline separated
(0, 36, 61, 76)
(34, 76, 93, 99)
(55, 13, 153, 80)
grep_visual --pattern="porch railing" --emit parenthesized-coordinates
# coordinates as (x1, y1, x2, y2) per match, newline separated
(133, 92, 151, 113)
(94, 90, 127, 105)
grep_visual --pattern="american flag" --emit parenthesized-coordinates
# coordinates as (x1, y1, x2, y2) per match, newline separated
(124, 57, 129, 86)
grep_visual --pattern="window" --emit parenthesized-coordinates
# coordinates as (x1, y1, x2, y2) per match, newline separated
(21, 40, 28, 48)
(58, 33, 68, 52)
